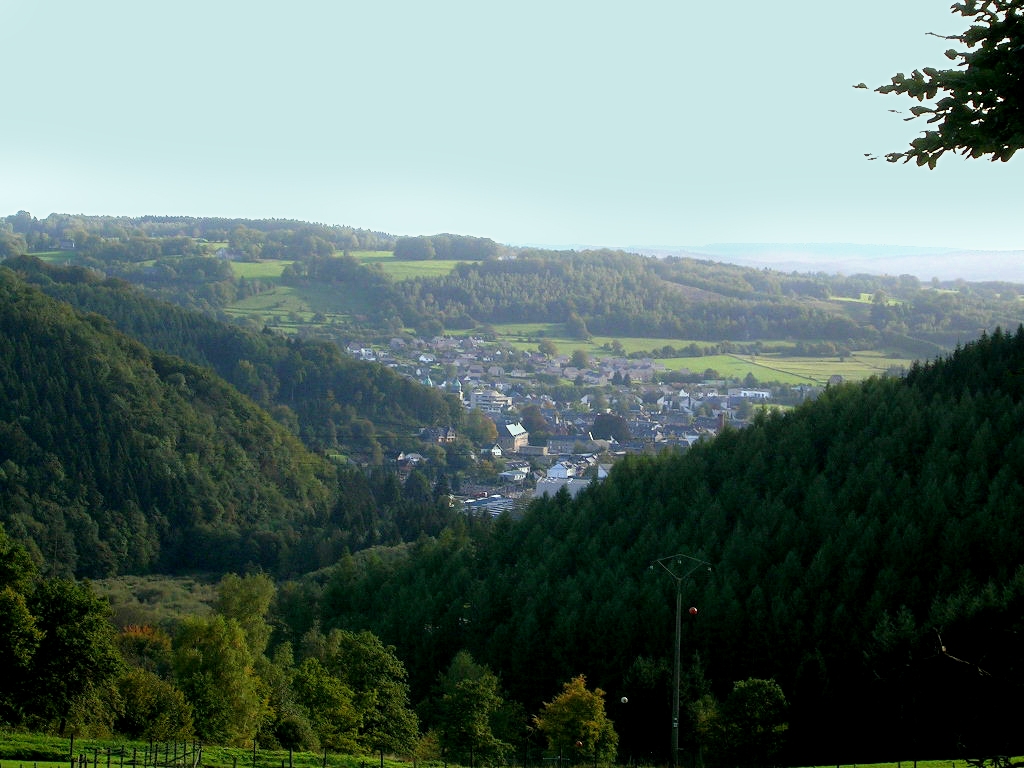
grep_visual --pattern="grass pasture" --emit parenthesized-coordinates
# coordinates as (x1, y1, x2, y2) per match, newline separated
(222, 282, 374, 330)
(479, 323, 915, 385)
(356, 254, 468, 281)
(0, 733, 1015, 768)
(483, 324, 712, 358)
(33, 250, 76, 264)
(659, 351, 914, 386)
(760, 349, 915, 383)
(226, 250, 470, 282)
(0, 734, 413, 768)
(350, 250, 397, 264)
(229, 260, 293, 280)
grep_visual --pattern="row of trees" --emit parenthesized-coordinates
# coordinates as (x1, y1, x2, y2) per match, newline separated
(3, 212, 393, 255)
(3, 515, 789, 768)
(0, 536, 418, 755)
(0, 527, 666, 767)
(393, 234, 504, 261)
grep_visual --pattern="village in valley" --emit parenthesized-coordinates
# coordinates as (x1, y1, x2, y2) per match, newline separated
(347, 333, 824, 516)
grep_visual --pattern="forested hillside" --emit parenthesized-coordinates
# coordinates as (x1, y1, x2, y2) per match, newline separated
(6, 212, 1024, 360)
(0, 267, 340, 576)
(392, 249, 1023, 352)
(287, 327, 1024, 764)
(8, 256, 458, 458)
(0, 267, 460, 578)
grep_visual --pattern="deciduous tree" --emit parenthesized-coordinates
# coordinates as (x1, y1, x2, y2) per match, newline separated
(173, 614, 267, 744)
(292, 657, 361, 752)
(394, 236, 436, 260)
(0, 586, 41, 722)
(533, 675, 617, 763)
(24, 578, 123, 733)
(864, 0, 1024, 166)
(463, 408, 499, 445)
(570, 349, 591, 369)
(115, 668, 194, 741)
(308, 628, 420, 761)
(433, 651, 510, 766)
(696, 678, 788, 768)
(215, 572, 275, 657)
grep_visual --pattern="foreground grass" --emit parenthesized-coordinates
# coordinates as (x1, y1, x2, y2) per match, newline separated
(0, 734, 1018, 768)
(0, 734, 419, 768)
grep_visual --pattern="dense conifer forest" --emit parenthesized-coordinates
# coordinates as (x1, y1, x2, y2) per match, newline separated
(8, 256, 459, 456)
(0, 266, 463, 577)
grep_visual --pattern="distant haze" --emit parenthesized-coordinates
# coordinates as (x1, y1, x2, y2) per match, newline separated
(4, 2, 1022, 254)
(614, 243, 1024, 284)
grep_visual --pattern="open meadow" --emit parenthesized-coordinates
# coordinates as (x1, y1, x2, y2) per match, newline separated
(0, 734, 410, 768)
(222, 283, 372, 330)
(354, 252, 467, 280)
(229, 260, 294, 280)
(474, 324, 915, 385)
(0, 733, 1015, 768)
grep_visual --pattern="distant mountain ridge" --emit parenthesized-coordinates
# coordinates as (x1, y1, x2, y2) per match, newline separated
(641, 243, 1024, 283)
(514, 241, 1024, 282)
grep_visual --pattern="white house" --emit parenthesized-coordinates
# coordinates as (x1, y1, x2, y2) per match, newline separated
(547, 461, 576, 479)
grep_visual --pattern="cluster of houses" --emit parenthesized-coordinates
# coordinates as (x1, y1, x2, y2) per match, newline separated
(350, 334, 807, 517)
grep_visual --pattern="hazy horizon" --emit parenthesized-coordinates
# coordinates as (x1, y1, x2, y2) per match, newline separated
(4, 1, 1021, 261)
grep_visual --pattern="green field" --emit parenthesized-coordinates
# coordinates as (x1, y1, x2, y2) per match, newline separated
(0, 733, 417, 768)
(230, 260, 293, 279)
(480, 325, 711, 357)
(678, 350, 914, 385)
(351, 251, 400, 264)
(355, 253, 467, 281)
(468, 323, 915, 385)
(0, 732, 1015, 768)
(33, 250, 76, 264)
(225, 253, 464, 283)
(222, 283, 373, 328)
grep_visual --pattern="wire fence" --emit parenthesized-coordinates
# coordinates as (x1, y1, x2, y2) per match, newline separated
(69, 742, 202, 768)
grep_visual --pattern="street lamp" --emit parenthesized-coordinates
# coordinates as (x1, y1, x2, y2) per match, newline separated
(652, 554, 711, 768)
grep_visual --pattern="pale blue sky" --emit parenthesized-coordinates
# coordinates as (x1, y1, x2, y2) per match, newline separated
(3, 1, 1021, 252)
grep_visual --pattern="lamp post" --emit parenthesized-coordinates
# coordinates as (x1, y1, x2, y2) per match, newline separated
(652, 554, 711, 768)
